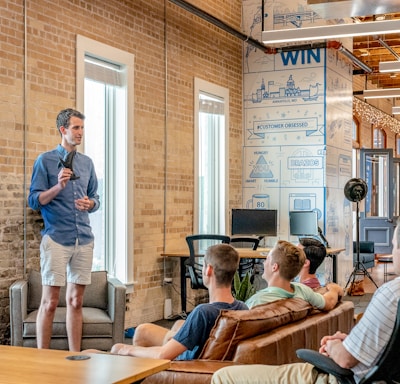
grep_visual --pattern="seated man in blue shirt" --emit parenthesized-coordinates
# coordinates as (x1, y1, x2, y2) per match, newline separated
(245, 240, 343, 311)
(111, 243, 248, 360)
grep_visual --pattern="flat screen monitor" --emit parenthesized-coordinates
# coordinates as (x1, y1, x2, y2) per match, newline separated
(231, 209, 277, 236)
(289, 210, 319, 236)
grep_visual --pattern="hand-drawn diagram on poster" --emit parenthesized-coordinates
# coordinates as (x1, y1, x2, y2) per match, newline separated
(246, 74, 322, 104)
(244, 144, 325, 190)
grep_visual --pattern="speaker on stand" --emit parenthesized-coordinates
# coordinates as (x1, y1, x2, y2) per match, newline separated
(344, 178, 378, 295)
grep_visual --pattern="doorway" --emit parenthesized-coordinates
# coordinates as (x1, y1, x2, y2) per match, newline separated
(360, 149, 395, 254)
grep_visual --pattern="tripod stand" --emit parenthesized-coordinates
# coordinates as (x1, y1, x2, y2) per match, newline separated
(344, 200, 378, 295)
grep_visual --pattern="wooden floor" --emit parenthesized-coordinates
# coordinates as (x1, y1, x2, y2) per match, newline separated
(343, 258, 396, 314)
(361, 257, 395, 293)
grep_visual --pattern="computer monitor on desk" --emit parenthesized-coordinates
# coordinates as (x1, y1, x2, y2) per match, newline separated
(289, 210, 329, 248)
(231, 209, 277, 239)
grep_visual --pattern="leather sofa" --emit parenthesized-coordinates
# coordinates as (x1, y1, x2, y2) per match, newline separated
(9, 270, 126, 351)
(142, 298, 355, 384)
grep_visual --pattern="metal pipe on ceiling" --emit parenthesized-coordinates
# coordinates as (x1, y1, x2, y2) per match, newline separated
(376, 36, 400, 61)
(328, 41, 373, 73)
(168, 0, 372, 74)
(168, 0, 267, 52)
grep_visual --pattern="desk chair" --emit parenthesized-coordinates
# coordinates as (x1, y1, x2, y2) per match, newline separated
(296, 299, 400, 384)
(229, 235, 260, 279)
(185, 234, 231, 290)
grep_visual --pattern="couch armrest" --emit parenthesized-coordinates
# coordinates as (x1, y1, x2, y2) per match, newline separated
(107, 276, 126, 344)
(142, 360, 241, 384)
(9, 279, 29, 346)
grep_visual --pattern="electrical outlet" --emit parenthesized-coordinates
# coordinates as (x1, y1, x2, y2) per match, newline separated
(163, 277, 173, 284)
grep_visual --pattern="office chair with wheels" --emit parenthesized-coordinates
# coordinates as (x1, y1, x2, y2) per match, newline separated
(185, 234, 231, 290)
(229, 235, 260, 279)
(296, 299, 400, 384)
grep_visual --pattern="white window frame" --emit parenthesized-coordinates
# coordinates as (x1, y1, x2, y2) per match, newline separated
(194, 78, 229, 234)
(76, 35, 134, 290)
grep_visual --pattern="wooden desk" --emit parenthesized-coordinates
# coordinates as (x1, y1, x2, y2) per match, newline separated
(161, 247, 271, 259)
(0, 346, 170, 384)
(161, 247, 344, 313)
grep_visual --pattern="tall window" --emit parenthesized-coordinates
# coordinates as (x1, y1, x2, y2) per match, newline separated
(352, 118, 360, 177)
(373, 127, 386, 148)
(76, 36, 134, 287)
(194, 78, 229, 235)
(396, 133, 400, 157)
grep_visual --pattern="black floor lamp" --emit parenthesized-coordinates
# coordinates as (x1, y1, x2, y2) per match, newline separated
(344, 178, 378, 294)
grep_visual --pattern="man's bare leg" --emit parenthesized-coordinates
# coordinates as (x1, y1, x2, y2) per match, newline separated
(133, 320, 185, 347)
(66, 282, 86, 351)
(36, 285, 61, 349)
(133, 323, 170, 346)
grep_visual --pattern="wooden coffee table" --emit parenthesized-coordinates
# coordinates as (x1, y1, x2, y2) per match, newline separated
(0, 345, 170, 384)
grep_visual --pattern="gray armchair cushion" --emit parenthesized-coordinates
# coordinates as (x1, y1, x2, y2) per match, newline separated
(28, 270, 108, 310)
(23, 307, 113, 338)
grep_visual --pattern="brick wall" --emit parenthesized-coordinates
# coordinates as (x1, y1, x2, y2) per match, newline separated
(0, 0, 243, 341)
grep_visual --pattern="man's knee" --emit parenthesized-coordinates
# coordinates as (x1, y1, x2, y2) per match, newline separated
(40, 297, 59, 314)
(67, 294, 84, 310)
(133, 323, 152, 346)
(40, 287, 61, 313)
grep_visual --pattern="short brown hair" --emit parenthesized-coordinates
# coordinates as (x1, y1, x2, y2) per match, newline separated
(56, 108, 85, 135)
(270, 240, 306, 280)
(204, 244, 240, 286)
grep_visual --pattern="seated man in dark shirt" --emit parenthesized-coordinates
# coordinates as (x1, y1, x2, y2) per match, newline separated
(298, 238, 326, 289)
(111, 243, 248, 360)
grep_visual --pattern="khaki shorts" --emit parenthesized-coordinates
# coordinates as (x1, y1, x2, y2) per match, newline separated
(40, 234, 94, 286)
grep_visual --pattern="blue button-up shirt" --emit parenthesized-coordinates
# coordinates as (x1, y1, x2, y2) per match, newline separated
(28, 144, 100, 246)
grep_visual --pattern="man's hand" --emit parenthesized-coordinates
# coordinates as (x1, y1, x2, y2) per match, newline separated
(322, 283, 344, 310)
(75, 196, 93, 211)
(326, 283, 344, 298)
(319, 331, 358, 368)
(319, 331, 347, 354)
(58, 167, 73, 189)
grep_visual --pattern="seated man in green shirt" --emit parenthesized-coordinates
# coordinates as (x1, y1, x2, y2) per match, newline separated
(245, 240, 343, 311)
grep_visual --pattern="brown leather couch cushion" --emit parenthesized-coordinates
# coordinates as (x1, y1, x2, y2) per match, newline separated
(200, 298, 312, 360)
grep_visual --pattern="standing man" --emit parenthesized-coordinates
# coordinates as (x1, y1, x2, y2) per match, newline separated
(28, 108, 100, 351)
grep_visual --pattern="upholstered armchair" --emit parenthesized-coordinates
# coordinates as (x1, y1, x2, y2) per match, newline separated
(353, 241, 375, 270)
(9, 270, 126, 351)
